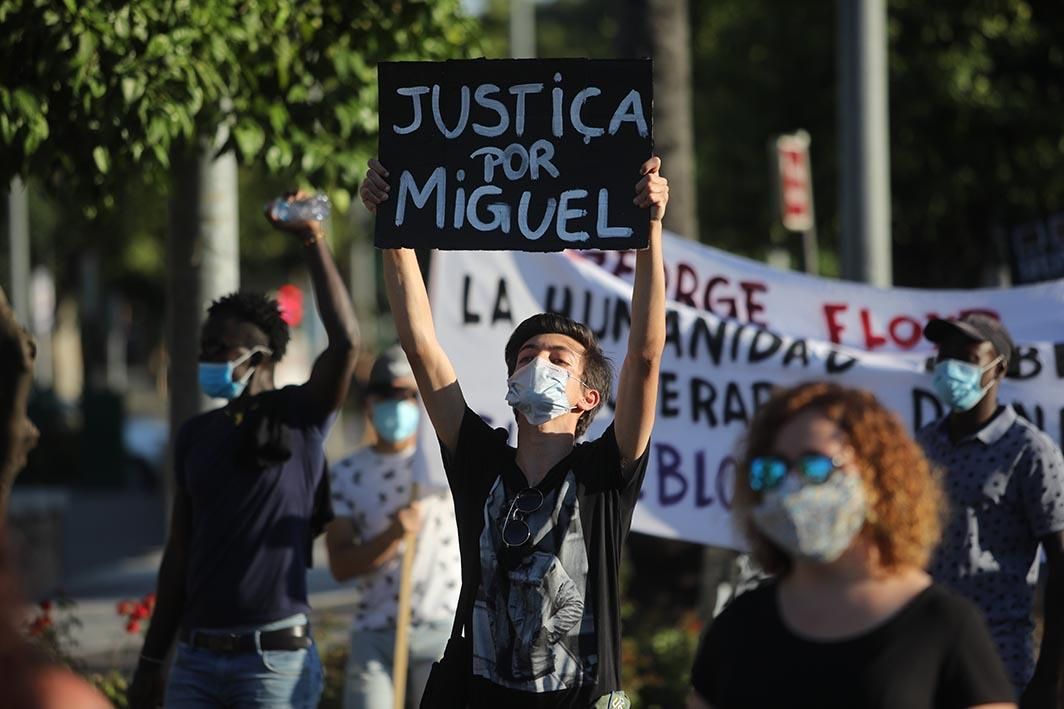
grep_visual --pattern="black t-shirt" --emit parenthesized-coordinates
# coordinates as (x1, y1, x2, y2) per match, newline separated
(441, 407, 649, 709)
(691, 582, 1015, 709)
(176, 385, 334, 629)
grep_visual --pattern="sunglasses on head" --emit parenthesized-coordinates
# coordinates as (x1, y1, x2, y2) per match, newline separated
(748, 454, 845, 492)
(501, 487, 544, 547)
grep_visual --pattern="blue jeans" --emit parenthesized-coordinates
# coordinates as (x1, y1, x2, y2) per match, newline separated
(343, 622, 450, 709)
(165, 614, 324, 709)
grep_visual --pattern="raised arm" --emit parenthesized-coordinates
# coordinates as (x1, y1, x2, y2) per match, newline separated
(360, 160, 467, 453)
(128, 489, 191, 709)
(266, 195, 360, 420)
(613, 156, 668, 468)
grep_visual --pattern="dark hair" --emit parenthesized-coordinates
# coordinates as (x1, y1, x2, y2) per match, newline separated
(504, 313, 613, 438)
(207, 292, 290, 361)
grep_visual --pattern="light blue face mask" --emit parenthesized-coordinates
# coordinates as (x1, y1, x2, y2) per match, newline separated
(931, 355, 1003, 412)
(198, 347, 269, 400)
(371, 399, 420, 443)
(505, 358, 584, 426)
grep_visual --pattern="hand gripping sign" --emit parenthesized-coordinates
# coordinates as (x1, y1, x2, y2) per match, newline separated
(375, 58, 653, 252)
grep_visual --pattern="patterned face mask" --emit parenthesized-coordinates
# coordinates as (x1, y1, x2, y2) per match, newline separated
(750, 468, 868, 564)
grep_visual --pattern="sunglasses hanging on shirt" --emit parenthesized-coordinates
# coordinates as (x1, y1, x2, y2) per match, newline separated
(501, 487, 545, 547)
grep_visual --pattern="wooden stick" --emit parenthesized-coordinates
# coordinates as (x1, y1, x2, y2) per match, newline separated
(392, 483, 420, 709)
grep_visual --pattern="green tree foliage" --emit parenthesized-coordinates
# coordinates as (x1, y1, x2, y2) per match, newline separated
(478, 0, 617, 59)
(502, 0, 1064, 287)
(687, 1, 838, 267)
(0, 0, 479, 317)
(0, 0, 479, 211)
(889, 0, 1064, 285)
(2, 0, 246, 210)
(690, 0, 1064, 286)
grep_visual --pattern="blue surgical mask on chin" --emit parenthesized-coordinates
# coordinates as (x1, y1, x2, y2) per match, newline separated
(198, 348, 266, 400)
(931, 355, 1003, 412)
(372, 399, 420, 443)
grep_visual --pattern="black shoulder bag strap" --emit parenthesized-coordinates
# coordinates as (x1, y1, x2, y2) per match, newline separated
(420, 577, 476, 708)
(450, 579, 475, 640)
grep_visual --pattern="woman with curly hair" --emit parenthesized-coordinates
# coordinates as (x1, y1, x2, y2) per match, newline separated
(688, 382, 1016, 709)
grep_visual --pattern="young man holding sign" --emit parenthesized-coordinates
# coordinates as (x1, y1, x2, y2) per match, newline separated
(360, 156, 667, 708)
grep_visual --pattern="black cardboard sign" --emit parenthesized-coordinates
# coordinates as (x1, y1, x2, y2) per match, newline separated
(375, 58, 653, 252)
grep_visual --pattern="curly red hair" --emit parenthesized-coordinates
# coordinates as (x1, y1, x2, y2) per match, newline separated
(733, 381, 944, 576)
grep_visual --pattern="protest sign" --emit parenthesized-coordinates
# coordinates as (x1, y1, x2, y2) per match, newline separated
(375, 58, 653, 252)
(413, 232, 1064, 549)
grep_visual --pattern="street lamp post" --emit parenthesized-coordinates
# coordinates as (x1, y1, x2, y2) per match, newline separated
(838, 0, 892, 287)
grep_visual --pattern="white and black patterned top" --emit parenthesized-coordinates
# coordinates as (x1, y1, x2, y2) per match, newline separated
(918, 405, 1064, 690)
(329, 446, 461, 632)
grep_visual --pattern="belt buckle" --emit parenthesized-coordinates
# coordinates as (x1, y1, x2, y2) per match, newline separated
(217, 633, 241, 652)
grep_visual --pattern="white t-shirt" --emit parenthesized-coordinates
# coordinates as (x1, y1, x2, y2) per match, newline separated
(329, 445, 462, 631)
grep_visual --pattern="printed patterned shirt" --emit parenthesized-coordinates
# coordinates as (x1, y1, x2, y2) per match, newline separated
(329, 446, 461, 631)
(918, 405, 1064, 690)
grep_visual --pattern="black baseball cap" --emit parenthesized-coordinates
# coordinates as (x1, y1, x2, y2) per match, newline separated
(924, 314, 1015, 365)
(367, 345, 416, 396)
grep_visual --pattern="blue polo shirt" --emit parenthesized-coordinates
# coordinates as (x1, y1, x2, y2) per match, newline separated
(175, 385, 334, 629)
(918, 405, 1064, 690)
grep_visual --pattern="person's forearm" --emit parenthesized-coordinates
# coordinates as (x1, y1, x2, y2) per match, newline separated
(1032, 564, 1064, 683)
(330, 524, 405, 581)
(382, 248, 439, 356)
(302, 226, 359, 350)
(629, 219, 666, 362)
(139, 547, 186, 661)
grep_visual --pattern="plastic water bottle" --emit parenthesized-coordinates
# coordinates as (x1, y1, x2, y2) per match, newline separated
(269, 194, 331, 222)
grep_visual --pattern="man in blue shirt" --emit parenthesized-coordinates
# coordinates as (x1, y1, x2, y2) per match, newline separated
(919, 314, 1064, 708)
(128, 194, 359, 709)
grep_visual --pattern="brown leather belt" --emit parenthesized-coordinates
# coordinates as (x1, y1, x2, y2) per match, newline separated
(181, 624, 311, 653)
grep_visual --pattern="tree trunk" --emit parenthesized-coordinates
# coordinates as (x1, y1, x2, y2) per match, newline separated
(165, 135, 239, 522)
(618, 0, 700, 241)
(7, 178, 30, 325)
(837, 0, 892, 286)
(618, 0, 728, 623)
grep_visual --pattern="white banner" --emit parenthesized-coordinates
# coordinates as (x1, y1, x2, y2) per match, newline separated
(414, 232, 1064, 549)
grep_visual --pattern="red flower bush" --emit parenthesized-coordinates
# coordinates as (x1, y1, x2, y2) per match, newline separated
(116, 592, 155, 635)
(27, 598, 55, 637)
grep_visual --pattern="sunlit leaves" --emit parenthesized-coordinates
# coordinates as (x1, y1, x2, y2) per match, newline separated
(232, 120, 266, 160)
(92, 146, 109, 174)
(0, 0, 480, 214)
